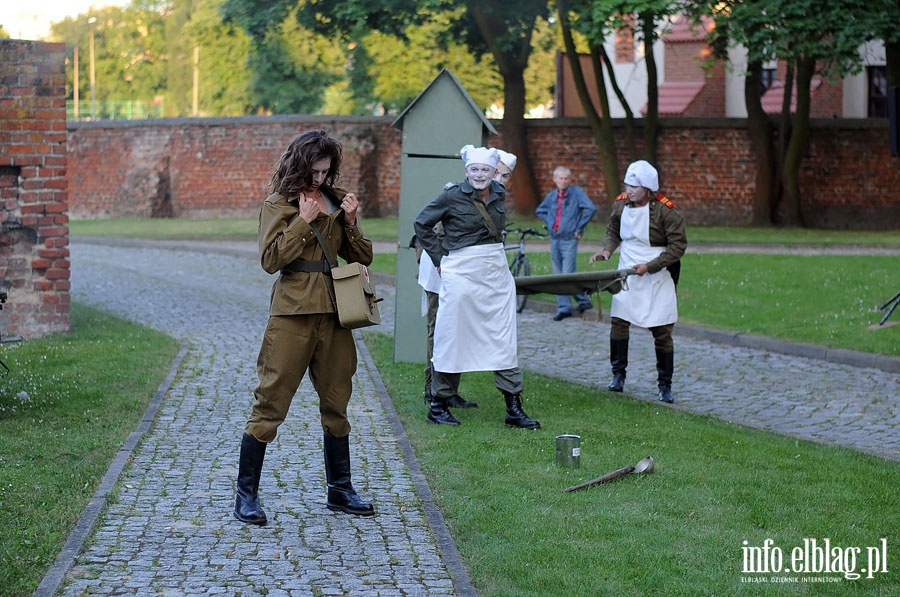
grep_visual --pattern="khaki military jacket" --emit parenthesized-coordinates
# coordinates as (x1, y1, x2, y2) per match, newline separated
(601, 193, 687, 275)
(259, 186, 374, 316)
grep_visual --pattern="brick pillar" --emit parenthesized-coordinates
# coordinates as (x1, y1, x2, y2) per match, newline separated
(0, 39, 70, 339)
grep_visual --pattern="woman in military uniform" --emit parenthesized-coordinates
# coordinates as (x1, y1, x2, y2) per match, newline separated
(234, 130, 376, 525)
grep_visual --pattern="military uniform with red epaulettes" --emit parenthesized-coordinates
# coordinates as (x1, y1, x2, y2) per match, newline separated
(600, 192, 687, 402)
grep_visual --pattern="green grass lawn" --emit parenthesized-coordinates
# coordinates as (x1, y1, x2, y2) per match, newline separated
(363, 332, 899, 596)
(5, 219, 896, 594)
(69, 217, 900, 247)
(0, 305, 180, 597)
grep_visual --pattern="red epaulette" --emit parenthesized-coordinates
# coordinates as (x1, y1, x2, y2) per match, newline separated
(656, 194, 675, 208)
(615, 192, 629, 202)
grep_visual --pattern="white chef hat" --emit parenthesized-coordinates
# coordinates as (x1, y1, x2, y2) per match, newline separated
(496, 149, 517, 171)
(623, 160, 659, 192)
(460, 145, 500, 168)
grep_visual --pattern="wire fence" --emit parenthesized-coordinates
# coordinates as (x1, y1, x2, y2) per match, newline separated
(66, 99, 165, 121)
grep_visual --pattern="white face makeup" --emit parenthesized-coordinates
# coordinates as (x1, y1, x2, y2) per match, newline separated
(466, 163, 496, 190)
(494, 162, 513, 184)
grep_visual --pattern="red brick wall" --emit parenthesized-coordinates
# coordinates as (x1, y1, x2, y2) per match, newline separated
(520, 118, 898, 229)
(67, 116, 899, 230)
(67, 117, 403, 219)
(0, 39, 70, 340)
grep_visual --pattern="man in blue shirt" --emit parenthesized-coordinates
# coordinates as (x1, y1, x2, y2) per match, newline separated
(536, 166, 597, 320)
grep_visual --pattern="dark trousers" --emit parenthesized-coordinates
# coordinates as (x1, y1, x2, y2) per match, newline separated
(424, 290, 439, 395)
(432, 367, 523, 399)
(610, 317, 674, 352)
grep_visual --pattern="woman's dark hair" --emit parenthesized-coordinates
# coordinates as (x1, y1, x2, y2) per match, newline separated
(270, 130, 342, 197)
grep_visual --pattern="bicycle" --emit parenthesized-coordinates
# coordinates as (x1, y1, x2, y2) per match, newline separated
(502, 224, 547, 313)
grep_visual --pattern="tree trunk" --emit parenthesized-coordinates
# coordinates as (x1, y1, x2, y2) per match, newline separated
(588, 42, 620, 192)
(772, 64, 795, 222)
(467, 3, 540, 213)
(501, 72, 540, 213)
(558, 0, 619, 202)
(744, 61, 775, 225)
(598, 45, 637, 162)
(640, 12, 659, 165)
(888, 40, 900, 87)
(781, 57, 814, 227)
(890, 1, 900, 86)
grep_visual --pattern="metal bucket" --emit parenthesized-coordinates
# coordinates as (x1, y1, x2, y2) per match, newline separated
(555, 434, 581, 468)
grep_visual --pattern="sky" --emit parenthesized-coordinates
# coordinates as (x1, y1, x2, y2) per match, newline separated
(3, 0, 129, 41)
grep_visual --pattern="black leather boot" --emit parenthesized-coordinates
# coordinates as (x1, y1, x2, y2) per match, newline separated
(427, 395, 461, 425)
(448, 394, 479, 408)
(324, 434, 375, 516)
(234, 433, 268, 525)
(608, 339, 628, 392)
(656, 349, 674, 403)
(504, 393, 541, 429)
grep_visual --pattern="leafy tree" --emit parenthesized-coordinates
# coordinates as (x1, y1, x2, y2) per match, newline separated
(284, 0, 549, 211)
(166, 0, 196, 116)
(557, 0, 619, 202)
(363, 11, 503, 114)
(558, 0, 682, 202)
(53, 5, 169, 118)
(524, 16, 560, 115)
(181, 0, 254, 116)
(454, 1, 550, 211)
(52, 0, 254, 118)
(220, 0, 344, 114)
(696, 0, 900, 225)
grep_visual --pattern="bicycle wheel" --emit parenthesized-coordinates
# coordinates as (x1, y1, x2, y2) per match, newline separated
(511, 255, 531, 313)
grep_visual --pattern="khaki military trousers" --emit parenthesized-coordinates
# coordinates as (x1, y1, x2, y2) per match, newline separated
(246, 313, 356, 443)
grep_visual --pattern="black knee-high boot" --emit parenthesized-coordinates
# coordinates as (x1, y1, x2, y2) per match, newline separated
(656, 349, 674, 403)
(427, 394, 461, 425)
(608, 339, 628, 392)
(503, 393, 541, 429)
(324, 434, 375, 516)
(234, 433, 268, 525)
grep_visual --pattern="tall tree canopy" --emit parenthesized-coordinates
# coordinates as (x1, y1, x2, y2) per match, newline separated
(281, 0, 549, 210)
(54, 4, 169, 118)
(219, 0, 345, 114)
(53, 0, 257, 117)
(559, 0, 683, 202)
(696, 0, 900, 225)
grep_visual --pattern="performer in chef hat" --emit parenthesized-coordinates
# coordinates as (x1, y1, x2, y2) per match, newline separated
(412, 143, 541, 430)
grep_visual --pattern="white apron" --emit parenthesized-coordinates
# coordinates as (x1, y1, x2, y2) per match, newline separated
(433, 244, 518, 373)
(610, 203, 678, 328)
(417, 255, 442, 315)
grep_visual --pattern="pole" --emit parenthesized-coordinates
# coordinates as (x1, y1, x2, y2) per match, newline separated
(88, 17, 97, 119)
(192, 45, 199, 117)
(73, 45, 80, 119)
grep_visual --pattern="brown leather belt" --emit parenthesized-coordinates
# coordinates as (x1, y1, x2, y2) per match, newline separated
(281, 259, 331, 274)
